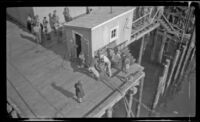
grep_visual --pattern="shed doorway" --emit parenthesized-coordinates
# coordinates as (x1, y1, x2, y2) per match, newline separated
(75, 33, 82, 58)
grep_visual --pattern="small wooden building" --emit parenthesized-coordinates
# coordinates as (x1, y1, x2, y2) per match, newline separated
(63, 7, 135, 66)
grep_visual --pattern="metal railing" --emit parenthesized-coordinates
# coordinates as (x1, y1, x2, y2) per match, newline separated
(131, 7, 160, 35)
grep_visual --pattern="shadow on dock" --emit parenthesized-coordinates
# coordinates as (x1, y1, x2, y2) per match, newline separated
(51, 82, 77, 102)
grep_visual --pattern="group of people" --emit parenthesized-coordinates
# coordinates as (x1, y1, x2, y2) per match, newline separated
(87, 48, 131, 81)
(26, 7, 72, 49)
(75, 48, 131, 103)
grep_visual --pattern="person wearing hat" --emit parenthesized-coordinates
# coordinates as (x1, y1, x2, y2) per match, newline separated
(63, 7, 72, 22)
(74, 80, 85, 103)
(100, 54, 112, 77)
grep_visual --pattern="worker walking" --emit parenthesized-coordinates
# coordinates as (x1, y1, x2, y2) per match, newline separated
(26, 15, 32, 33)
(74, 80, 85, 103)
(100, 54, 112, 77)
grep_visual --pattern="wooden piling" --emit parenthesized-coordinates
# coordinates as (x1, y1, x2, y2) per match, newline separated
(180, 27, 195, 77)
(136, 77, 144, 117)
(152, 59, 170, 112)
(138, 35, 145, 64)
(174, 41, 188, 81)
(127, 91, 133, 117)
(127, 86, 137, 117)
(158, 32, 167, 63)
(166, 49, 180, 88)
(106, 107, 113, 118)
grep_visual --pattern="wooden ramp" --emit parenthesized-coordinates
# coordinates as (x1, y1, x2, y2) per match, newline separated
(7, 21, 144, 118)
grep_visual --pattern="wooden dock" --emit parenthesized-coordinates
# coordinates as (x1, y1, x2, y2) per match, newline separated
(7, 21, 144, 118)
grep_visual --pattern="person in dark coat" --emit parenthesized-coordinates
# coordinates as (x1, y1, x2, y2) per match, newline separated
(74, 80, 85, 103)
(27, 15, 32, 33)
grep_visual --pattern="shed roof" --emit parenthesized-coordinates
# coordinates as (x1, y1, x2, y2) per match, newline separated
(64, 7, 135, 30)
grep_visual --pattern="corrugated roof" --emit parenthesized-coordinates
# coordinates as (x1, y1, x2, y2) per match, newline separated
(64, 7, 135, 29)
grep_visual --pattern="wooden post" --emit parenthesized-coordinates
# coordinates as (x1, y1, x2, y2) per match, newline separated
(166, 49, 180, 88)
(127, 91, 133, 117)
(180, 27, 195, 77)
(152, 59, 170, 112)
(174, 42, 188, 81)
(158, 32, 167, 63)
(127, 86, 137, 117)
(136, 76, 145, 117)
(151, 29, 158, 61)
(106, 107, 113, 118)
(138, 35, 145, 64)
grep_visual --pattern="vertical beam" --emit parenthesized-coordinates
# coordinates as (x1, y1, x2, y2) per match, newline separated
(158, 32, 167, 63)
(161, 59, 170, 94)
(127, 86, 137, 117)
(151, 29, 158, 61)
(174, 42, 188, 81)
(127, 91, 133, 117)
(180, 27, 195, 77)
(138, 35, 145, 64)
(166, 49, 180, 88)
(152, 59, 170, 113)
(106, 107, 113, 118)
(136, 76, 145, 117)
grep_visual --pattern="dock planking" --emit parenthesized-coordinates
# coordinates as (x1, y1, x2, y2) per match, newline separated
(7, 21, 144, 118)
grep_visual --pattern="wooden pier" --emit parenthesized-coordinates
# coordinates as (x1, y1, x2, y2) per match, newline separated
(7, 21, 144, 118)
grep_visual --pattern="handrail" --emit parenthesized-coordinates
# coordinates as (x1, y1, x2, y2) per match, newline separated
(132, 12, 150, 24)
(161, 14, 175, 32)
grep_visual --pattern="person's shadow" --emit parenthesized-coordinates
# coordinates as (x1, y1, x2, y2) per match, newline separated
(20, 33, 36, 43)
(51, 82, 77, 102)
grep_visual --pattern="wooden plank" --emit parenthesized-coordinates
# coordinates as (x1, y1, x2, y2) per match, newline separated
(7, 63, 58, 118)
(7, 80, 36, 118)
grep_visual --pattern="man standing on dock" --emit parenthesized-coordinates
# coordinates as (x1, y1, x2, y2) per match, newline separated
(74, 80, 85, 103)
(100, 54, 112, 77)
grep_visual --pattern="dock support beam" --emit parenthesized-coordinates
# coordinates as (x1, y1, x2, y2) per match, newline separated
(151, 29, 158, 62)
(158, 32, 167, 63)
(136, 76, 145, 117)
(166, 49, 180, 88)
(151, 59, 170, 116)
(106, 107, 113, 118)
(180, 28, 195, 77)
(174, 42, 188, 81)
(127, 87, 137, 117)
(138, 35, 145, 64)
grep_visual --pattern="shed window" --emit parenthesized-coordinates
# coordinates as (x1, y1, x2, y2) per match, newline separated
(110, 26, 119, 42)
